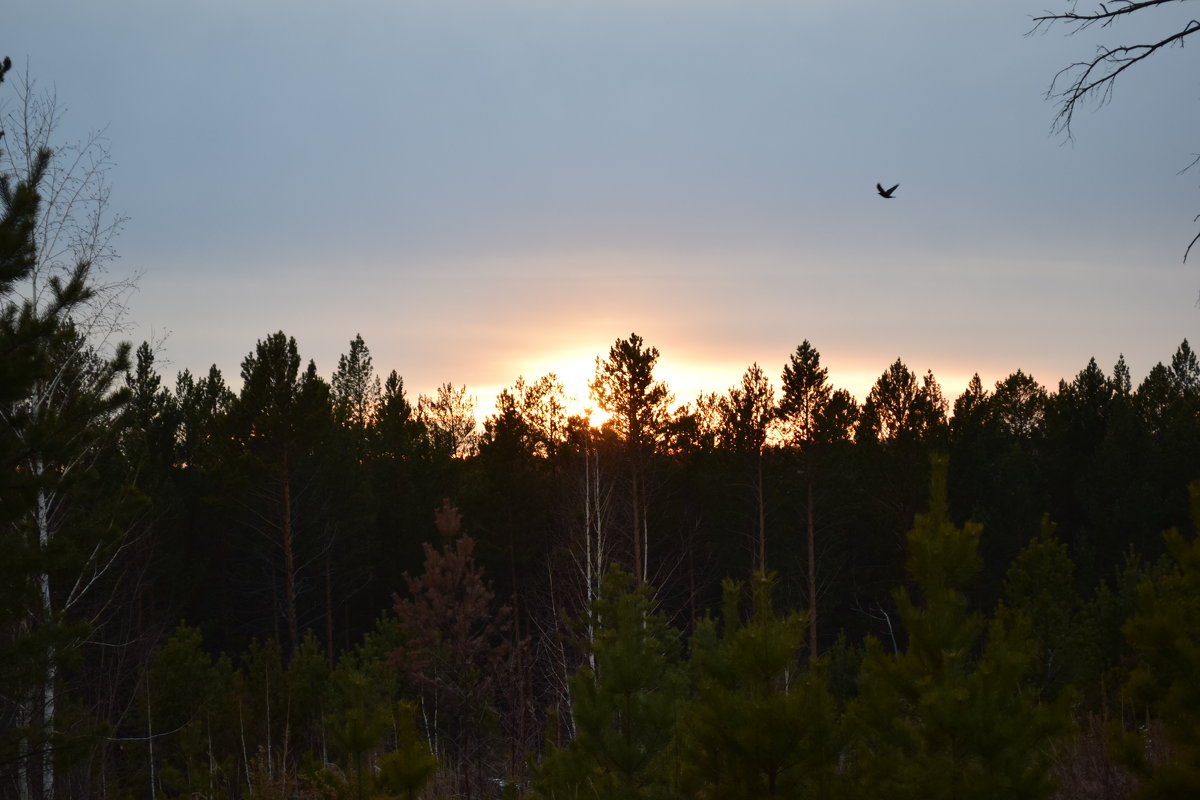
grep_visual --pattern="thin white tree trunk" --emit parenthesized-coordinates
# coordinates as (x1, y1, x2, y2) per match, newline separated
(17, 694, 30, 800)
(264, 663, 273, 780)
(208, 715, 216, 798)
(36, 470, 57, 800)
(757, 451, 766, 574)
(585, 443, 596, 672)
(807, 476, 817, 663)
(642, 507, 648, 585)
(239, 698, 252, 796)
(147, 675, 155, 800)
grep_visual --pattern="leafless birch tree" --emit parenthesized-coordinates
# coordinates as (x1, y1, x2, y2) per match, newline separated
(0, 67, 137, 800)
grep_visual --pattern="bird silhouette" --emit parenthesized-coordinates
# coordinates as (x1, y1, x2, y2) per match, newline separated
(876, 182, 899, 198)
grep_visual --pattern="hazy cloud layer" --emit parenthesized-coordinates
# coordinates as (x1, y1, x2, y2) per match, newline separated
(8, 1, 1198, 408)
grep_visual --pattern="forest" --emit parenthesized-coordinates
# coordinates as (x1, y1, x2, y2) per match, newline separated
(5, 62, 1200, 800)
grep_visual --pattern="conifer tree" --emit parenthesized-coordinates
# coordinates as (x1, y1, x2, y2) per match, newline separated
(376, 701, 440, 800)
(231, 333, 335, 658)
(1003, 516, 1095, 698)
(721, 363, 776, 573)
(589, 333, 672, 583)
(848, 457, 1070, 800)
(331, 332, 381, 435)
(419, 382, 478, 458)
(390, 502, 511, 797)
(1108, 482, 1200, 799)
(858, 359, 945, 443)
(778, 340, 834, 658)
(327, 667, 392, 800)
(136, 625, 235, 798)
(680, 573, 840, 799)
(325, 335, 383, 660)
(533, 568, 685, 800)
(0, 62, 135, 800)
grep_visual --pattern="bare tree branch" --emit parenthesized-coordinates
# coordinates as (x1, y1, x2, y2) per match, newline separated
(1032, 0, 1189, 32)
(1031, 10, 1200, 137)
(1186, 220, 1200, 266)
(1030, 1, 1200, 262)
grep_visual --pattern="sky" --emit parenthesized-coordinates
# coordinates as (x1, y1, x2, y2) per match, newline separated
(7, 1, 1200, 418)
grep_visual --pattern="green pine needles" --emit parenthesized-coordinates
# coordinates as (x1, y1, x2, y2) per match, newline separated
(848, 456, 1072, 800)
(534, 459, 1073, 800)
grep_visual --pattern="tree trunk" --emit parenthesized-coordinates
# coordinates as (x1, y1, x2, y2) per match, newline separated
(281, 456, 298, 660)
(324, 547, 334, 669)
(757, 450, 767, 574)
(147, 674, 155, 800)
(585, 440, 595, 662)
(631, 465, 642, 583)
(508, 542, 526, 780)
(807, 475, 817, 663)
(629, 408, 645, 584)
(35, 473, 57, 800)
(17, 697, 30, 800)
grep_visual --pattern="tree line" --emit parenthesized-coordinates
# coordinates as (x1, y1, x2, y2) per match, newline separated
(5, 60, 1200, 800)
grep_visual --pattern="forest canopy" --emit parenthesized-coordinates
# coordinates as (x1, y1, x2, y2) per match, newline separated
(4, 308, 1199, 798)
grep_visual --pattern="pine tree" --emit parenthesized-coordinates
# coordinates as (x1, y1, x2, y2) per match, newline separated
(680, 573, 841, 799)
(418, 382, 478, 459)
(390, 504, 511, 797)
(376, 701, 440, 800)
(331, 333, 381, 435)
(848, 456, 1070, 800)
(778, 340, 835, 658)
(137, 625, 235, 798)
(1108, 482, 1200, 799)
(533, 568, 685, 800)
(1003, 516, 1095, 698)
(589, 333, 673, 583)
(721, 363, 776, 573)
(0, 65, 135, 800)
(231, 333, 334, 658)
(858, 358, 944, 444)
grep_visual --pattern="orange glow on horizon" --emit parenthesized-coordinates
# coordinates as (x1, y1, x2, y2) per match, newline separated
(471, 346, 609, 428)
(471, 348, 777, 429)
(453, 333, 989, 431)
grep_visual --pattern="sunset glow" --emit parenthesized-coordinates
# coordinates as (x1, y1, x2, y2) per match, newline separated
(470, 351, 989, 429)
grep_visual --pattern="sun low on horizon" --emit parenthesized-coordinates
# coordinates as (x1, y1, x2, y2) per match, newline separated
(388, 328, 1130, 431)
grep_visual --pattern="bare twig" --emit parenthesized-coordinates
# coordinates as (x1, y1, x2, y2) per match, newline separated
(1030, 2, 1200, 262)
(1043, 21, 1200, 138)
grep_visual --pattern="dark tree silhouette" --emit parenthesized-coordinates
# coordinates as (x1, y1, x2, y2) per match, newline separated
(589, 333, 672, 584)
(721, 363, 776, 574)
(391, 503, 511, 799)
(779, 340, 834, 661)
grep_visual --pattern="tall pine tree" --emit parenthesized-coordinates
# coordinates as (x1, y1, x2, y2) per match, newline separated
(849, 456, 1070, 800)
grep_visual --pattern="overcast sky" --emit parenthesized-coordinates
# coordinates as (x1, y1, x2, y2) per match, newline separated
(7, 1, 1200, 414)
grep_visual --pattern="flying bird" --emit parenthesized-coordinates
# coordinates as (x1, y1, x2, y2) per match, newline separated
(876, 182, 899, 198)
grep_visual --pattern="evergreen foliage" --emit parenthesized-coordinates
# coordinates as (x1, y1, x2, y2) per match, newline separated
(1108, 482, 1200, 799)
(390, 509, 512, 797)
(1003, 516, 1096, 697)
(679, 574, 841, 799)
(848, 457, 1071, 800)
(533, 568, 685, 800)
(1, 62, 137, 800)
